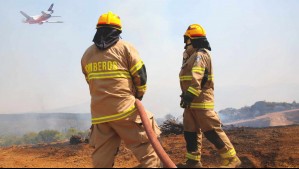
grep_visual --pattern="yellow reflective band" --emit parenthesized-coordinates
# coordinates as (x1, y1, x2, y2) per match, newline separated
(186, 153, 201, 161)
(136, 85, 147, 92)
(220, 148, 237, 159)
(92, 106, 137, 124)
(190, 102, 214, 109)
(180, 76, 193, 81)
(187, 87, 200, 97)
(130, 60, 144, 75)
(89, 74, 131, 80)
(208, 75, 214, 81)
(192, 67, 205, 74)
(87, 71, 131, 80)
(222, 159, 230, 166)
(88, 71, 130, 77)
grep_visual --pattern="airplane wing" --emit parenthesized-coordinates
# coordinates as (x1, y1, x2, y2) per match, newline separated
(20, 11, 33, 20)
(42, 21, 63, 23)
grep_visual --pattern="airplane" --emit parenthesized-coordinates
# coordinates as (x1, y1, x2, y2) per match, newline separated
(20, 3, 63, 25)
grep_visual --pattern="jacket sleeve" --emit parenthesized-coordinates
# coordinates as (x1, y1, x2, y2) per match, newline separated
(187, 54, 207, 97)
(81, 56, 89, 84)
(127, 45, 147, 100)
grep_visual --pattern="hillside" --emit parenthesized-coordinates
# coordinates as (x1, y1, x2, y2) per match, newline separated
(219, 101, 299, 125)
(225, 109, 299, 127)
(0, 125, 298, 168)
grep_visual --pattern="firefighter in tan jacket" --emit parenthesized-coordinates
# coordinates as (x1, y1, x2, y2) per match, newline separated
(179, 24, 241, 168)
(81, 11, 161, 168)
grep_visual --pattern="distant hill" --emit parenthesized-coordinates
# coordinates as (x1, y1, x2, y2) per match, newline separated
(219, 101, 299, 127)
(224, 109, 299, 127)
(0, 113, 91, 136)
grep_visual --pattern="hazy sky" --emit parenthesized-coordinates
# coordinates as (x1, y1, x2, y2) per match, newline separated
(0, 0, 299, 118)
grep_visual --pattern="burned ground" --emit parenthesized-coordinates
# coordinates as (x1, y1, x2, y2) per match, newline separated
(0, 125, 298, 168)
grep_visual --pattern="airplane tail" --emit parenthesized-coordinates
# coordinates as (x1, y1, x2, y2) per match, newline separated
(48, 3, 54, 13)
(20, 11, 32, 20)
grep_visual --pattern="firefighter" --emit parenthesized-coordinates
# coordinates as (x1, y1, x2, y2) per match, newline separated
(179, 24, 242, 168)
(81, 11, 161, 168)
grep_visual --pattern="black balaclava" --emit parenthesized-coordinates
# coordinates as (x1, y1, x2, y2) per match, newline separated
(93, 27, 122, 50)
(191, 37, 212, 51)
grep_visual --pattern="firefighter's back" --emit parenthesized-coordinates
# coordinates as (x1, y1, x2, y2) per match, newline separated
(82, 40, 137, 121)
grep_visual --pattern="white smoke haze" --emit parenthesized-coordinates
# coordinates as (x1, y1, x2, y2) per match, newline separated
(0, 113, 91, 136)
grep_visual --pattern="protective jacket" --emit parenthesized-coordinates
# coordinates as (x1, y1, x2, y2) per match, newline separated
(81, 39, 147, 124)
(179, 48, 214, 110)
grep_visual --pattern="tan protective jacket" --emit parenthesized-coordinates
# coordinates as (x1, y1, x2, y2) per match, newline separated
(81, 40, 146, 124)
(179, 48, 215, 110)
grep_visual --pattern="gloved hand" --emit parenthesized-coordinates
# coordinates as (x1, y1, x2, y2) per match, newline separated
(136, 95, 143, 101)
(180, 91, 195, 108)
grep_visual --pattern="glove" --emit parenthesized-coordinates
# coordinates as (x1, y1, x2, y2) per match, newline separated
(180, 91, 195, 108)
(136, 95, 143, 101)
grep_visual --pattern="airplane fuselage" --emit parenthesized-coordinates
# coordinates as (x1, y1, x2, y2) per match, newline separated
(21, 4, 62, 25)
(25, 14, 51, 24)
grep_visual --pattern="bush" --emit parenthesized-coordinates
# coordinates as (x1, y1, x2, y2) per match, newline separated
(23, 132, 39, 144)
(0, 135, 23, 147)
(64, 128, 80, 139)
(160, 114, 184, 135)
(37, 130, 62, 143)
(0, 128, 90, 147)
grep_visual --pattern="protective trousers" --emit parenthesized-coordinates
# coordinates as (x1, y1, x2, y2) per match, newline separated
(89, 111, 161, 168)
(183, 109, 235, 161)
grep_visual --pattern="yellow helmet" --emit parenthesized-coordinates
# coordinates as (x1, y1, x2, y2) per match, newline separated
(96, 11, 122, 30)
(184, 24, 206, 39)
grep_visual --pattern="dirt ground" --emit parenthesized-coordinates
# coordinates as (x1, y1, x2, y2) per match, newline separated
(0, 125, 298, 168)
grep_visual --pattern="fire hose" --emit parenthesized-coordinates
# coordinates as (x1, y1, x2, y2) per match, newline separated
(135, 99, 177, 168)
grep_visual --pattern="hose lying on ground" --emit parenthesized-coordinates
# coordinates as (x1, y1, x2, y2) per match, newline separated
(135, 99, 177, 168)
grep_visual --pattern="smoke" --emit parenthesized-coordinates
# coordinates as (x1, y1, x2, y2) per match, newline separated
(0, 113, 91, 136)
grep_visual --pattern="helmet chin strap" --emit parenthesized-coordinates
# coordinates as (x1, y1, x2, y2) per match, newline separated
(184, 43, 192, 49)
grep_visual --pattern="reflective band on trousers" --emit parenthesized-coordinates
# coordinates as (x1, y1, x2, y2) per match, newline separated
(186, 153, 201, 161)
(87, 71, 131, 81)
(220, 148, 237, 159)
(130, 60, 144, 75)
(187, 87, 200, 97)
(92, 106, 137, 124)
(190, 102, 214, 109)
